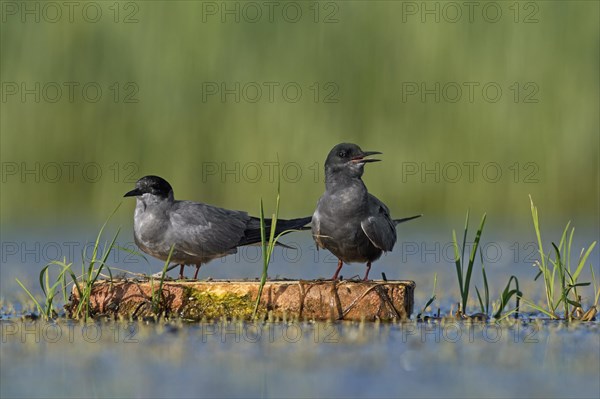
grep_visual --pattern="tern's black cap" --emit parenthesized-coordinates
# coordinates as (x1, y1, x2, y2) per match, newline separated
(124, 175, 173, 198)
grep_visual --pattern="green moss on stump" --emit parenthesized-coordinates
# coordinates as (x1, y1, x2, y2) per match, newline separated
(182, 289, 260, 320)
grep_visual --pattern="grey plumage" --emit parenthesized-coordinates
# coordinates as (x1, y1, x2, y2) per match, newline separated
(312, 143, 421, 280)
(124, 175, 311, 278)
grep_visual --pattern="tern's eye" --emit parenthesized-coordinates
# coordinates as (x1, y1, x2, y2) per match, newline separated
(338, 151, 347, 158)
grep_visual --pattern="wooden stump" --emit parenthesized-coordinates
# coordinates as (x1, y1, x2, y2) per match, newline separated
(68, 279, 415, 321)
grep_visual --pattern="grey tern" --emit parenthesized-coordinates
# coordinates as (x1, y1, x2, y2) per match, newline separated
(124, 175, 311, 279)
(311, 143, 421, 280)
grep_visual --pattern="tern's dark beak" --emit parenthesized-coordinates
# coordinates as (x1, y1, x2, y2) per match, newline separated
(124, 188, 142, 197)
(351, 151, 382, 164)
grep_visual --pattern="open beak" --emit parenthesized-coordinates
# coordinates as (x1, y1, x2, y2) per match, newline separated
(351, 151, 382, 164)
(123, 188, 142, 197)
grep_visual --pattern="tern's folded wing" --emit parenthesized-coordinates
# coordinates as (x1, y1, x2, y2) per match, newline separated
(168, 201, 250, 258)
(360, 195, 397, 251)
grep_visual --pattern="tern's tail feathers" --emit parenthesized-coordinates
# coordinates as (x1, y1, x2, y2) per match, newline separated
(269, 216, 313, 233)
(393, 214, 423, 225)
(239, 216, 312, 246)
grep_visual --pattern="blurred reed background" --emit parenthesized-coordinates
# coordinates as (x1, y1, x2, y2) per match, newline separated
(1, 1, 598, 230)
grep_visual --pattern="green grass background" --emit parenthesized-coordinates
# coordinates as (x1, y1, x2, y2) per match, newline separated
(1, 1, 598, 228)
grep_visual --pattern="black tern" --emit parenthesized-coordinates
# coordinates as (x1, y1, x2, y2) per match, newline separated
(124, 175, 312, 279)
(311, 143, 421, 280)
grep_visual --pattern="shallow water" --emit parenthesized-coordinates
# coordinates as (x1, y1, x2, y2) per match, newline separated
(3, 224, 599, 306)
(1, 318, 599, 398)
(1, 226, 599, 398)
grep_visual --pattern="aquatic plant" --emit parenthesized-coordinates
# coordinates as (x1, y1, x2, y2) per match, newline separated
(451, 210, 487, 315)
(253, 176, 286, 318)
(15, 258, 71, 319)
(521, 196, 597, 320)
(450, 211, 521, 320)
(417, 272, 437, 319)
(473, 249, 522, 320)
(16, 205, 121, 321)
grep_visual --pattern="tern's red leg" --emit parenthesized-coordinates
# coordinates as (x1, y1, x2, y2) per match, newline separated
(362, 262, 372, 281)
(193, 264, 201, 280)
(178, 264, 185, 280)
(332, 259, 343, 280)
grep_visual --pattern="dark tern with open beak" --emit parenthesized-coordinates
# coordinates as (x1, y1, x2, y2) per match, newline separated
(124, 175, 312, 279)
(311, 143, 421, 280)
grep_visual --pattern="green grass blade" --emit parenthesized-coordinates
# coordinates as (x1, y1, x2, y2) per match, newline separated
(557, 221, 571, 255)
(566, 227, 574, 275)
(418, 273, 438, 317)
(90, 203, 122, 263)
(549, 259, 557, 310)
(475, 286, 485, 314)
(520, 297, 558, 319)
(451, 229, 464, 302)
(573, 242, 596, 282)
(495, 308, 519, 322)
(530, 195, 545, 269)
(552, 242, 568, 318)
(253, 166, 285, 319)
(591, 264, 600, 306)
(567, 281, 591, 290)
(15, 278, 43, 316)
(253, 199, 268, 318)
(259, 199, 267, 253)
(480, 248, 490, 315)
(60, 259, 71, 303)
(461, 209, 470, 278)
(92, 227, 120, 285)
(266, 193, 280, 265)
(153, 245, 175, 314)
(461, 210, 469, 268)
(530, 195, 553, 312)
(462, 213, 486, 312)
(38, 264, 52, 298)
(493, 275, 521, 319)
